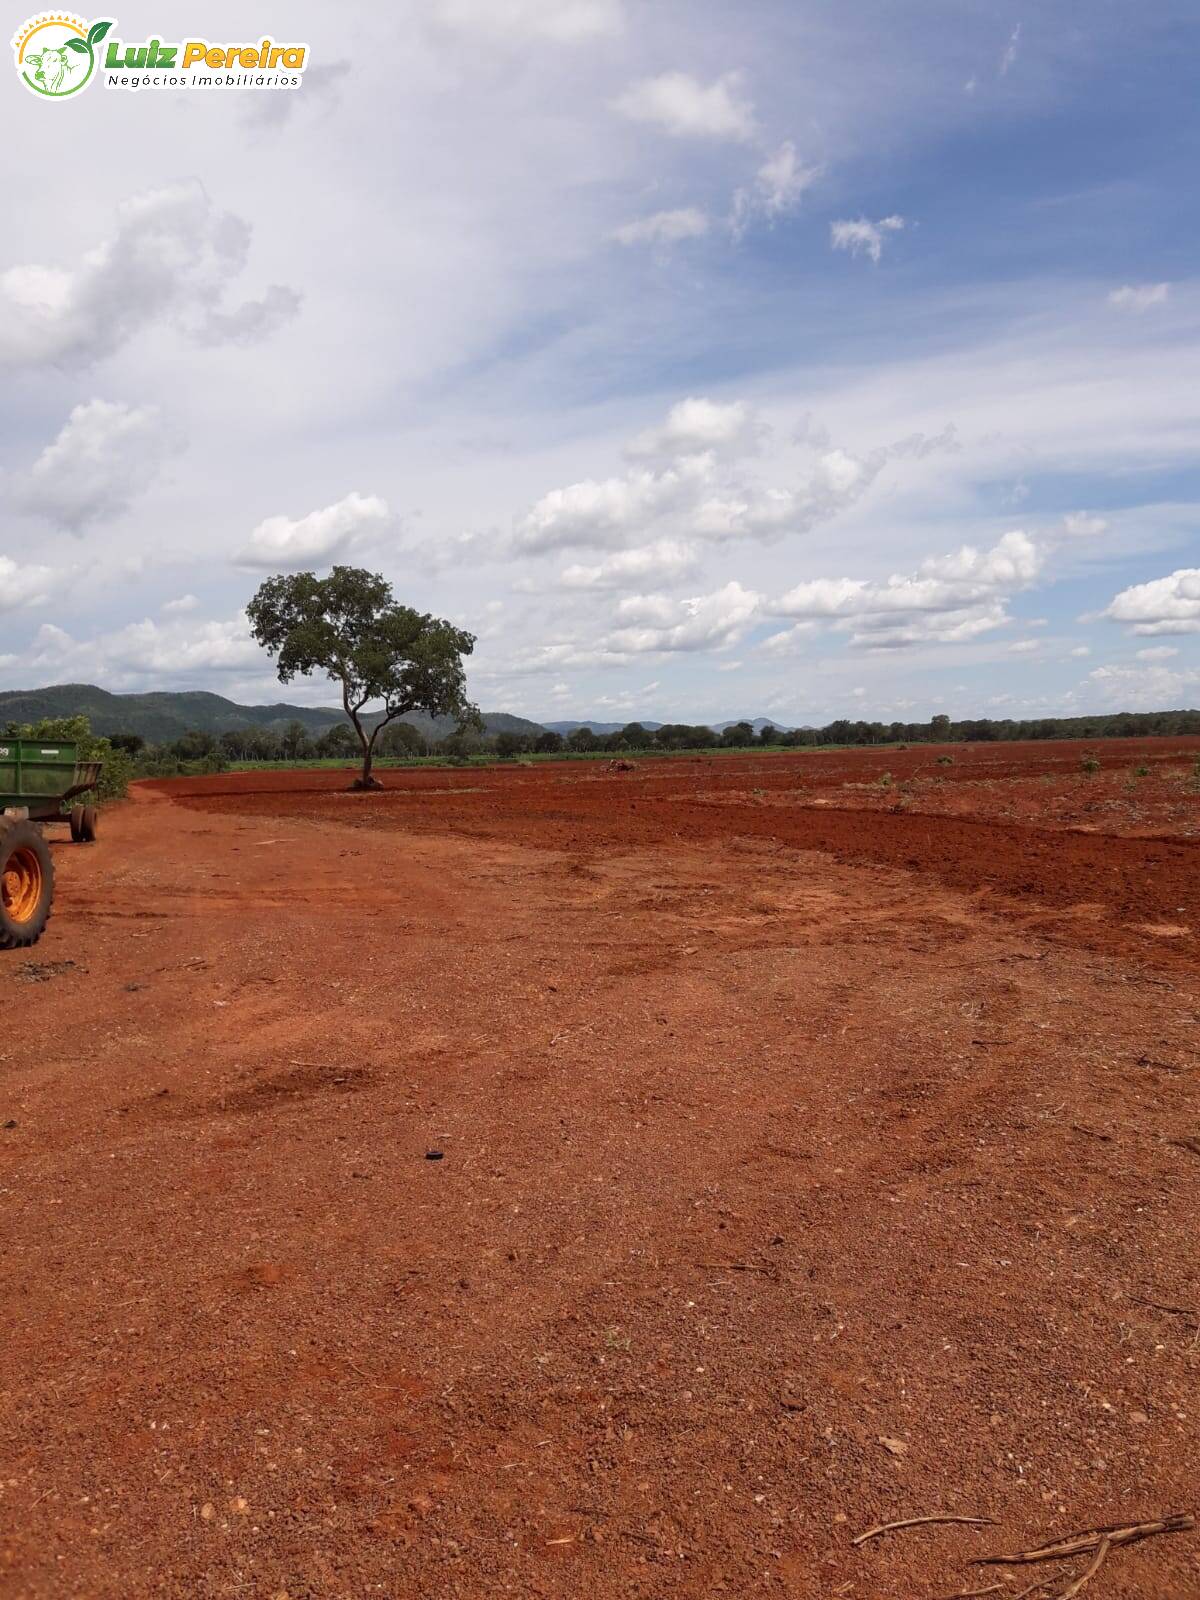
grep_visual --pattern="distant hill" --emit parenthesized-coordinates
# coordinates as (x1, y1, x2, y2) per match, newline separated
(543, 720, 664, 736)
(543, 716, 791, 736)
(394, 708, 544, 741)
(0, 683, 791, 746)
(711, 718, 792, 734)
(0, 683, 543, 744)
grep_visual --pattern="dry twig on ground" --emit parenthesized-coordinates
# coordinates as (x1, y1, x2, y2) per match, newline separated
(1128, 1292, 1198, 1326)
(852, 1513, 996, 1547)
(1056, 1534, 1111, 1599)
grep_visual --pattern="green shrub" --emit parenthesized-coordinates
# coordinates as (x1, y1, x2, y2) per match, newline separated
(1080, 754, 1101, 775)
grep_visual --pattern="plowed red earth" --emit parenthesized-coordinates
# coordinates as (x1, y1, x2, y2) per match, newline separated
(4, 739, 1198, 1599)
(165, 736, 1200, 973)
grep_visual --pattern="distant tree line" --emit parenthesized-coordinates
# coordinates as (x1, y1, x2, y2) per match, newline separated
(787, 708, 1200, 746)
(493, 722, 748, 757)
(94, 704, 1200, 773)
(103, 719, 451, 770)
(489, 707, 1200, 757)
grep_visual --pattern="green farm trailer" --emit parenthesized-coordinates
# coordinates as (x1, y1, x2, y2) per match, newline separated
(0, 737, 102, 948)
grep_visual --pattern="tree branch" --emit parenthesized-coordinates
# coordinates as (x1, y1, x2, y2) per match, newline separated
(367, 706, 406, 753)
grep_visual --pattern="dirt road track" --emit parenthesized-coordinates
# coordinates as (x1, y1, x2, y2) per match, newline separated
(2, 763, 1198, 1597)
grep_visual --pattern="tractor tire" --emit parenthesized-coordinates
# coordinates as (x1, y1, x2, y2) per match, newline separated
(81, 806, 98, 844)
(0, 818, 53, 949)
(70, 805, 85, 843)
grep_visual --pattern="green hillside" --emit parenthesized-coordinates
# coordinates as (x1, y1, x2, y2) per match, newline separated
(0, 683, 543, 744)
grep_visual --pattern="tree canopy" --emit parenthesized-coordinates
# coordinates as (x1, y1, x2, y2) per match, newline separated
(246, 566, 479, 787)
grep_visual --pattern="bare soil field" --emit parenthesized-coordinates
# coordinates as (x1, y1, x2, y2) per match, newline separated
(3, 739, 1198, 1598)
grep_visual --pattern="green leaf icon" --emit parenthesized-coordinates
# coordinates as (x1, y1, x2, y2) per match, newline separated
(87, 19, 112, 45)
(65, 36, 89, 52)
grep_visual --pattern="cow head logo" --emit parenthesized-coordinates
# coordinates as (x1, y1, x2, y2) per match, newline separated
(13, 15, 112, 98)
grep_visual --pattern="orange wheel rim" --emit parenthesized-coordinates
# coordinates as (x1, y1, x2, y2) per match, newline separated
(2, 847, 43, 925)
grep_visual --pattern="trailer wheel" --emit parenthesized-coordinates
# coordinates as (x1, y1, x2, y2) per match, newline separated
(81, 806, 98, 844)
(0, 819, 53, 949)
(70, 805, 85, 843)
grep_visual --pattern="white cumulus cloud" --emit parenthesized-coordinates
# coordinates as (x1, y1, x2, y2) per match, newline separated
(607, 580, 761, 653)
(0, 183, 300, 370)
(1103, 567, 1200, 634)
(559, 538, 700, 589)
(761, 621, 818, 655)
(613, 72, 755, 141)
(237, 491, 391, 570)
(755, 142, 818, 215)
(1088, 661, 1198, 709)
(612, 208, 710, 247)
(18, 399, 181, 534)
(769, 530, 1042, 650)
(0, 557, 63, 614)
(1060, 511, 1109, 538)
(510, 396, 930, 557)
(32, 613, 262, 689)
(515, 455, 710, 553)
(731, 142, 820, 237)
(830, 215, 906, 262)
(627, 397, 763, 460)
(1107, 283, 1170, 313)
(921, 528, 1041, 589)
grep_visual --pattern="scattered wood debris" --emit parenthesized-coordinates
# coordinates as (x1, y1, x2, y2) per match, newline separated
(974, 1512, 1194, 1565)
(933, 1586, 1004, 1600)
(855, 1510, 1193, 1599)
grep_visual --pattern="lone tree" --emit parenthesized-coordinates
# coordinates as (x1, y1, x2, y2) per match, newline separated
(246, 566, 479, 790)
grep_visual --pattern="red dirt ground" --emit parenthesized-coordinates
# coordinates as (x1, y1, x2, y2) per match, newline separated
(3, 738, 1198, 1598)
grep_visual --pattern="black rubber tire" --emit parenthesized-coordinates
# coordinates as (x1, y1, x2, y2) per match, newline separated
(70, 805, 85, 843)
(81, 806, 98, 844)
(0, 818, 53, 949)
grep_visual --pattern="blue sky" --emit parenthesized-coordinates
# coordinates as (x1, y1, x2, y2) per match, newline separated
(1, 0, 1197, 724)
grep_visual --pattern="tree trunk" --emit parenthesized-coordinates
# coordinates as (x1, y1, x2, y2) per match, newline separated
(347, 709, 381, 791)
